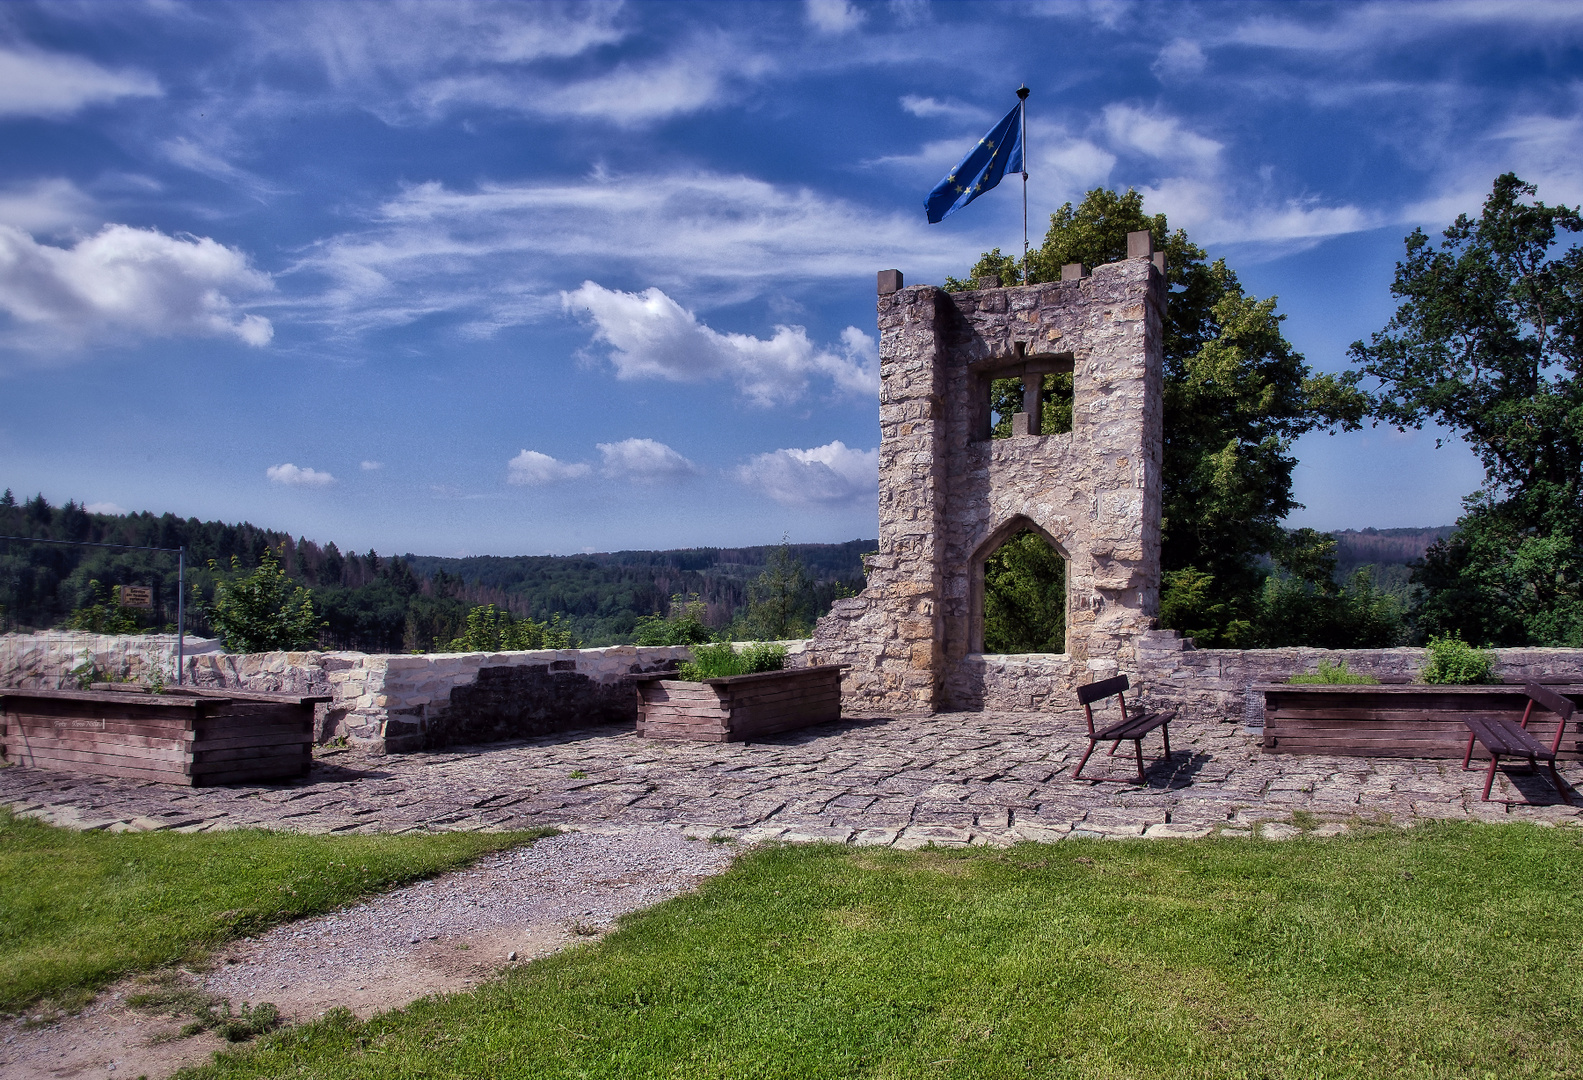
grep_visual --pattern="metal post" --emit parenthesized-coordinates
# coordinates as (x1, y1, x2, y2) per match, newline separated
(1017, 84, 1030, 283)
(177, 547, 185, 686)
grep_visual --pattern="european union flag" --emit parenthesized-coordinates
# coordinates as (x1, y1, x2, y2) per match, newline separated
(925, 101, 1024, 224)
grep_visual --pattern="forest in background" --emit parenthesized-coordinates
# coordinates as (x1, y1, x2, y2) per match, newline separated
(0, 488, 1448, 652)
(0, 489, 869, 650)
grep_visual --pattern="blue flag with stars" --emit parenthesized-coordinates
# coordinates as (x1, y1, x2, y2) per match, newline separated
(926, 101, 1024, 224)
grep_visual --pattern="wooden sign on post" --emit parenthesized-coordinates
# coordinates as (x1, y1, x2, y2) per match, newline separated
(119, 585, 153, 609)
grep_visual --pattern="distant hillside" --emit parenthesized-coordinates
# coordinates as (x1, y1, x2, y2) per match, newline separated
(0, 486, 870, 649)
(1331, 526, 1456, 596)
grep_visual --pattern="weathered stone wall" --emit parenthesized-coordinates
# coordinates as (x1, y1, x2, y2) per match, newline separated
(0, 632, 224, 689)
(940, 630, 1583, 725)
(814, 248, 1165, 711)
(2, 633, 812, 752)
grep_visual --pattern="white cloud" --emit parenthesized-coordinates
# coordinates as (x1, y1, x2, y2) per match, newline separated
(0, 179, 96, 237)
(360, 460, 383, 471)
(806, 0, 866, 34)
(267, 463, 336, 487)
(0, 46, 159, 118)
(1230, 1, 1583, 54)
(506, 449, 591, 485)
(1102, 104, 1223, 169)
(0, 223, 274, 351)
(736, 440, 878, 508)
(84, 501, 127, 515)
(418, 39, 765, 127)
(258, 0, 627, 84)
(899, 94, 992, 123)
(299, 170, 963, 335)
(596, 438, 698, 484)
(1152, 39, 1207, 79)
(562, 281, 878, 406)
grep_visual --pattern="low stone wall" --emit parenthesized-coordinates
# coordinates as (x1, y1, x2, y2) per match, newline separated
(0, 632, 224, 689)
(2, 633, 813, 753)
(944, 632, 1583, 725)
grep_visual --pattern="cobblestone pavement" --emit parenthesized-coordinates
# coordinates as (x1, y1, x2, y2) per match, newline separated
(4, 711, 1580, 845)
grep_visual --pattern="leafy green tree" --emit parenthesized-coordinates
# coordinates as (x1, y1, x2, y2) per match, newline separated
(953, 188, 1367, 646)
(741, 541, 813, 640)
(61, 580, 142, 635)
(1348, 174, 1583, 646)
(982, 531, 1066, 653)
(203, 547, 325, 653)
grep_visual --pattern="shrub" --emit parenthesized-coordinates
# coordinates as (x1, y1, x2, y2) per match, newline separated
(1287, 659, 1378, 685)
(1421, 633, 1497, 684)
(60, 581, 142, 635)
(440, 604, 577, 652)
(202, 548, 324, 653)
(676, 642, 787, 681)
(634, 593, 713, 646)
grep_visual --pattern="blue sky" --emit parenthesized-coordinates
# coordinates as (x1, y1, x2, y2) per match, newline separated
(2, 0, 1580, 557)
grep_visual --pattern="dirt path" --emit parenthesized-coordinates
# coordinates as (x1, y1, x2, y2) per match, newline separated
(0, 826, 736, 1079)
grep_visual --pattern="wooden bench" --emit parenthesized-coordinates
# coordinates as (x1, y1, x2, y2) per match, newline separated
(1073, 675, 1175, 783)
(1463, 683, 1576, 804)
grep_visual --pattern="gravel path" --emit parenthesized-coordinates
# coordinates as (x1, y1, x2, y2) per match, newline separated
(0, 826, 737, 1080)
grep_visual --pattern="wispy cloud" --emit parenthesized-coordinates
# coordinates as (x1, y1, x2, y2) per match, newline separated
(267, 463, 336, 487)
(0, 179, 97, 237)
(563, 282, 877, 407)
(736, 440, 877, 508)
(806, 0, 866, 35)
(296, 170, 966, 334)
(0, 45, 159, 118)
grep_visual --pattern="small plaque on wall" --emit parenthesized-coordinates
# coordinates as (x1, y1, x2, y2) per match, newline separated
(119, 585, 153, 608)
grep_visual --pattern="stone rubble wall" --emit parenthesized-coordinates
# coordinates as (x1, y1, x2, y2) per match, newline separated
(1, 633, 812, 753)
(0, 631, 224, 689)
(939, 630, 1583, 725)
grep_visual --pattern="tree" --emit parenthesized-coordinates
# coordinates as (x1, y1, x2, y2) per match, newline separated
(203, 546, 325, 653)
(741, 540, 812, 640)
(982, 531, 1066, 653)
(1348, 174, 1583, 646)
(953, 188, 1367, 645)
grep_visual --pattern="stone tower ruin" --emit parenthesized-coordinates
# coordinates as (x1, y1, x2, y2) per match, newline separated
(811, 234, 1167, 712)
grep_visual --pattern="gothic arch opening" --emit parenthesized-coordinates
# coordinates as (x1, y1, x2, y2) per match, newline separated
(971, 520, 1068, 655)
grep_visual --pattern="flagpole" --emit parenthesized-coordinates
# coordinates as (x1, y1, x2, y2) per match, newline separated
(1017, 85, 1030, 283)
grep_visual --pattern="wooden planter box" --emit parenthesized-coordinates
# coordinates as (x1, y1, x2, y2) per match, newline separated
(1256, 683, 1583, 759)
(633, 665, 845, 742)
(0, 686, 330, 786)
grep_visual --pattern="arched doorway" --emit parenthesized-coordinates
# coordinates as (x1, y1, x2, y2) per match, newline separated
(974, 523, 1067, 654)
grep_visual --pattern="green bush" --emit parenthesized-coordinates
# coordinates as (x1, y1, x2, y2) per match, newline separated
(202, 547, 325, 653)
(439, 604, 577, 652)
(1287, 659, 1378, 685)
(1422, 633, 1497, 684)
(634, 593, 714, 646)
(676, 641, 787, 681)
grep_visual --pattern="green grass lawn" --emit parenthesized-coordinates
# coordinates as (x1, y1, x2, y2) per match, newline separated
(182, 822, 1583, 1080)
(0, 810, 551, 1013)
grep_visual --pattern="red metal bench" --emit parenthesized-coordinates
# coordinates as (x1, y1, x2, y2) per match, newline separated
(1462, 682, 1576, 804)
(1073, 675, 1175, 783)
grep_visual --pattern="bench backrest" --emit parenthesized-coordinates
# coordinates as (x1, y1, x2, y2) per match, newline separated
(1522, 683, 1578, 755)
(1077, 674, 1130, 706)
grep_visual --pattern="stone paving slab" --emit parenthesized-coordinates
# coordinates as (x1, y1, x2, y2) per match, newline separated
(2, 711, 1580, 847)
